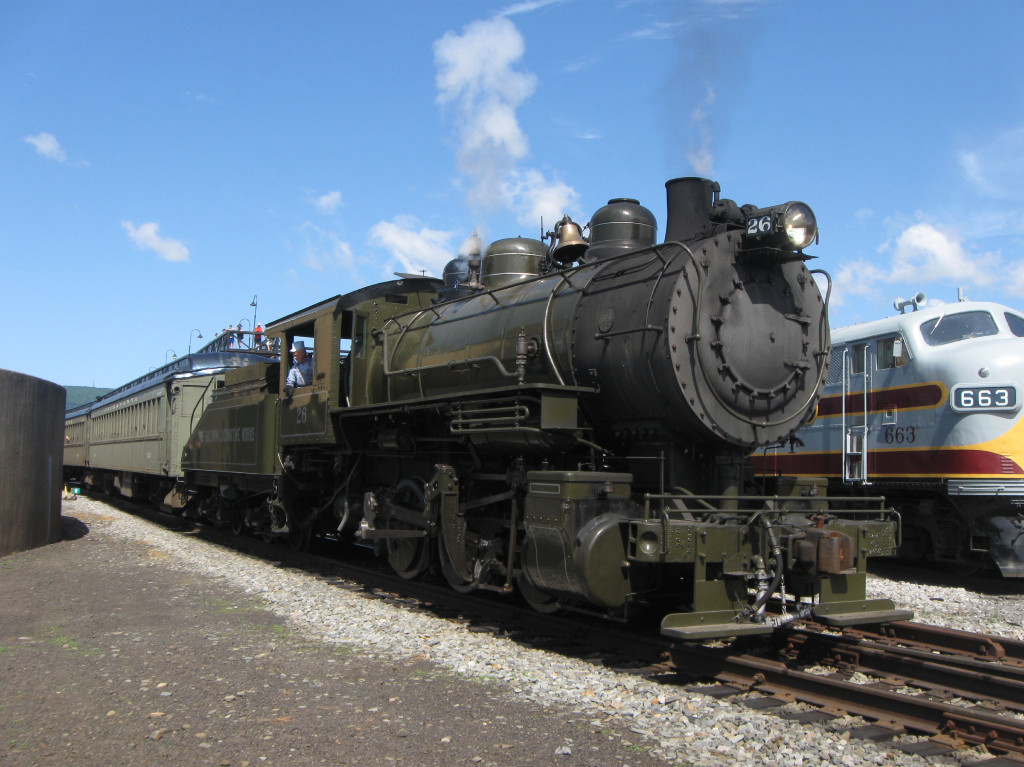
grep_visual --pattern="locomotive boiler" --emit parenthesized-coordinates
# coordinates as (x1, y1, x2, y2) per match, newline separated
(88, 176, 911, 640)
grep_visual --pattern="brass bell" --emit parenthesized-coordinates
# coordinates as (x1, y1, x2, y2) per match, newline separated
(550, 215, 588, 265)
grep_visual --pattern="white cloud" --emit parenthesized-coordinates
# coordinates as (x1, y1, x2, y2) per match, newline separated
(122, 221, 189, 263)
(503, 169, 578, 228)
(434, 17, 535, 114)
(433, 15, 580, 229)
(312, 190, 343, 215)
(185, 91, 218, 105)
(828, 259, 889, 308)
(298, 222, 355, 272)
(25, 132, 66, 162)
(628, 21, 685, 40)
(958, 150, 988, 192)
(435, 17, 535, 207)
(958, 126, 1024, 201)
(831, 222, 1009, 311)
(562, 57, 597, 74)
(1007, 262, 1024, 295)
(497, 0, 563, 17)
(889, 222, 999, 286)
(369, 218, 455, 277)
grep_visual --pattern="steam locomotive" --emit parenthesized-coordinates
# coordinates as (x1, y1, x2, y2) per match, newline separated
(753, 292, 1024, 577)
(65, 176, 911, 639)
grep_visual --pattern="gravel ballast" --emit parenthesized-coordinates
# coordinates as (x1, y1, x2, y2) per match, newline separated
(3, 495, 1022, 767)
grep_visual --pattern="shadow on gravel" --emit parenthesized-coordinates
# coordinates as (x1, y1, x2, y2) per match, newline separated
(60, 516, 89, 541)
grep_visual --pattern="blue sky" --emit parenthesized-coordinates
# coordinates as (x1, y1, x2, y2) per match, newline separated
(4, 0, 1024, 388)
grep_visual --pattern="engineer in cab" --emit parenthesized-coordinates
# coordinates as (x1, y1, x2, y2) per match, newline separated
(283, 340, 313, 397)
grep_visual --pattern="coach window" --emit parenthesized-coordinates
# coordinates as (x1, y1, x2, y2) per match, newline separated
(876, 335, 909, 369)
(1005, 312, 1024, 337)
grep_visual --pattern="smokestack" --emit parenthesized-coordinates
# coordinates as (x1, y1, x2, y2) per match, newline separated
(664, 177, 719, 243)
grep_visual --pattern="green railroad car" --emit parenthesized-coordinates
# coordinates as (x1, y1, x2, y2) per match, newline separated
(63, 349, 274, 507)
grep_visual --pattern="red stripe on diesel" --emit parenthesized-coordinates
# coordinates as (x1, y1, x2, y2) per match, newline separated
(815, 383, 945, 418)
(751, 448, 1023, 477)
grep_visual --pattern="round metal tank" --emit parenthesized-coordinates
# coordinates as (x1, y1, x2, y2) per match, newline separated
(586, 198, 657, 261)
(480, 237, 545, 288)
(443, 257, 470, 288)
(0, 369, 66, 557)
(438, 257, 472, 301)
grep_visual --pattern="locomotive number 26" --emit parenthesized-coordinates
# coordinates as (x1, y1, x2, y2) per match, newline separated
(747, 215, 773, 235)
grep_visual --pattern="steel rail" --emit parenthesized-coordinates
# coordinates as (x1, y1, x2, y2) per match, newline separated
(866, 620, 1024, 664)
(670, 644, 1024, 757)
(782, 630, 1024, 712)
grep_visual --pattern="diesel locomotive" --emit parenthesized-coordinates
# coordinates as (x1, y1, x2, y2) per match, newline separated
(66, 176, 911, 639)
(753, 292, 1024, 577)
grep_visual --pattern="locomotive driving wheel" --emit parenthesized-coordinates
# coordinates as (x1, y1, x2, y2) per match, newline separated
(230, 506, 246, 536)
(385, 478, 433, 580)
(438, 534, 475, 593)
(515, 571, 560, 614)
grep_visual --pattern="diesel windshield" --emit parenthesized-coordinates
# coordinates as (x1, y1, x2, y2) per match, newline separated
(920, 311, 998, 346)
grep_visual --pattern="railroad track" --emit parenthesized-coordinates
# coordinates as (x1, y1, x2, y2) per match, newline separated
(94, 494, 1024, 763)
(671, 622, 1024, 763)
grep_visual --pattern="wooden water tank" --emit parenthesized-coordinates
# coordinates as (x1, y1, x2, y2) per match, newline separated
(0, 369, 66, 557)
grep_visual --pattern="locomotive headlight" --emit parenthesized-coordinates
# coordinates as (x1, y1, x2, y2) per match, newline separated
(744, 202, 818, 252)
(782, 203, 816, 250)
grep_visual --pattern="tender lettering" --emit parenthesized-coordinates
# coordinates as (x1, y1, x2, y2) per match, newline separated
(198, 426, 257, 443)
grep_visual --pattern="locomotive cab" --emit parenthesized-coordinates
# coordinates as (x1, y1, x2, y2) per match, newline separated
(267, 276, 446, 446)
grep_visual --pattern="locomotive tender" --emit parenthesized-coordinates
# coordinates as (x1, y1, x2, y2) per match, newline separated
(753, 293, 1024, 576)
(66, 176, 911, 639)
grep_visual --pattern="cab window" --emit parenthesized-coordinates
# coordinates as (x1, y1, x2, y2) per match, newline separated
(920, 311, 998, 346)
(876, 335, 909, 369)
(1005, 312, 1024, 338)
(285, 333, 315, 389)
(352, 315, 368, 359)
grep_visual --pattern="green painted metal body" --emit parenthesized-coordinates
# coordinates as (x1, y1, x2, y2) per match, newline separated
(379, 233, 827, 469)
(181, 362, 279, 478)
(520, 469, 906, 633)
(381, 269, 579, 402)
(63, 352, 269, 500)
